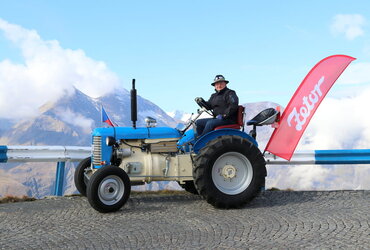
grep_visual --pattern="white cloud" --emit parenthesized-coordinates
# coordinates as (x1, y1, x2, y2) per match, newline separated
(330, 14, 366, 40)
(55, 108, 94, 133)
(299, 86, 370, 150)
(267, 164, 370, 190)
(265, 74, 370, 190)
(267, 165, 330, 190)
(280, 85, 370, 190)
(0, 18, 121, 120)
(337, 62, 370, 85)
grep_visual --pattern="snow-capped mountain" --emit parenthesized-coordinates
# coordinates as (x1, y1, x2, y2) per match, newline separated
(0, 87, 179, 198)
(0, 118, 13, 132)
(0, 87, 177, 146)
(167, 110, 192, 123)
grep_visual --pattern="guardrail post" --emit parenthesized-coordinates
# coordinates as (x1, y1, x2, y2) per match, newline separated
(0, 146, 7, 163)
(54, 161, 66, 196)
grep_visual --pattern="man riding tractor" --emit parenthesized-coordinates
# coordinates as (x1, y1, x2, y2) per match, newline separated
(196, 75, 239, 137)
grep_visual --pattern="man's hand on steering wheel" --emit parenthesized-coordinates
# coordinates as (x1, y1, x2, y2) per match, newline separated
(195, 97, 214, 116)
(195, 97, 209, 109)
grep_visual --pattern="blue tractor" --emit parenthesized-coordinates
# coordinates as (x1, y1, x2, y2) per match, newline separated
(74, 80, 279, 213)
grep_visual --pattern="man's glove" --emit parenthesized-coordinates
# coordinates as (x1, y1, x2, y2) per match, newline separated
(216, 114, 223, 120)
(195, 97, 203, 103)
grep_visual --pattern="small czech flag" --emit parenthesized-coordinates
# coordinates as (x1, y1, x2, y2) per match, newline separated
(101, 106, 115, 127)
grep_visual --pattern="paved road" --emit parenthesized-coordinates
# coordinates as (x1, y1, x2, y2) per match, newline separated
(0, 190, 369, 249)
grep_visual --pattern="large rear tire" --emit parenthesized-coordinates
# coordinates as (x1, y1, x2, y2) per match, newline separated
(178, 181, 199, 195)
(74, 157, 91, 196)
(193, 135, 266, 208)
(87, 166, 131, 213)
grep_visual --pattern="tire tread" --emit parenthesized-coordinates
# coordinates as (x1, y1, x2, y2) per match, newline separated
(193, 135, 266, 208)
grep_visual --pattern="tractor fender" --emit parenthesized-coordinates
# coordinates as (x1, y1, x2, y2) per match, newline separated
(193, 129, 258, 154)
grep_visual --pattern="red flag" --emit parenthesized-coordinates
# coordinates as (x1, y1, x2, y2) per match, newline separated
(265, 55, 356, 160)
(101, 106, 115, 127)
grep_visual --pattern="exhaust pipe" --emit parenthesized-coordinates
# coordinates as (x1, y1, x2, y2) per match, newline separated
(131, 79, 137, 129)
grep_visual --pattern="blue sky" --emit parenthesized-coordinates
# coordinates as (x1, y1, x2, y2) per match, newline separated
(1, 1, 370, 115)
(1, 1, 370, 190)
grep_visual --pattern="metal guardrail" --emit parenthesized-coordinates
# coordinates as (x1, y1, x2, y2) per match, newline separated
(0, 145, 91, 162)
(1, 146, 370, 196)
(265, 149, 370, 165)
(0, 145, 91, 196)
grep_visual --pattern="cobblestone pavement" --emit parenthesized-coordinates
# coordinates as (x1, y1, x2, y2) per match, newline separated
(0, 190, 369, 249)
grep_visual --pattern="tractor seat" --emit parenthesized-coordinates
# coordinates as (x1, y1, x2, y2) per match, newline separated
(247, 108, 279, 126)
(214, 106, 245, 130)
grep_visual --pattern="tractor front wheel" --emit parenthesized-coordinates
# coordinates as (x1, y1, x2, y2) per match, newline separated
(193, 135, 266, 208)
(74, 157, 91, 196)
(87, 166, 131, 213)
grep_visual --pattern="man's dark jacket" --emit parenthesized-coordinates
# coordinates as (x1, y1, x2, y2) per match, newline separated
(206, 87, 239, 122)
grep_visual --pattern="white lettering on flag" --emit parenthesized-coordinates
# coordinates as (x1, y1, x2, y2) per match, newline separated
(287, 76, 324, 131)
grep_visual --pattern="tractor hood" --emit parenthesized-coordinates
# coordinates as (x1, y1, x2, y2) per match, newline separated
(92, 127, 181, 140)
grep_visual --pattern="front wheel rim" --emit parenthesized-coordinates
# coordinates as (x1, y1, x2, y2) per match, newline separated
(212, 152, 253, 195)
(98, 175, 125, 205)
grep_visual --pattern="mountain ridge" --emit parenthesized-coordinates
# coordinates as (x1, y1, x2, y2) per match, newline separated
(0, 87, 177, 146)
(0, 86, 179, 198)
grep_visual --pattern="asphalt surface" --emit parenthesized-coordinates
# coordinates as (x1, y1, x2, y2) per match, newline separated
(0, 190, 369, 249)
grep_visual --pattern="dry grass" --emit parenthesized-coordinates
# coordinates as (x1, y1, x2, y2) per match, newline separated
(64, 194, 83, 197)
(0, 195, 36, 204)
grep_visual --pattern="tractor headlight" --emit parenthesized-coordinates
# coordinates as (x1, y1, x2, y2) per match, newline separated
(106, 136, 116, 146)
(145, 116, 157, 128)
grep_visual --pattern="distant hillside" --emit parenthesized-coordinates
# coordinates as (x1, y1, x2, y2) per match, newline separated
(0, 87, 177, 146)
(0, 86, 178, 198)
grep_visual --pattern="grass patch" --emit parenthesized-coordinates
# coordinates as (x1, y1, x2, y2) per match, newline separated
(0, 195, 36, 204)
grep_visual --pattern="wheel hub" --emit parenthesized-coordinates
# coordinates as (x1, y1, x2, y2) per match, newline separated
(98, 175, 125, 205)
(221, 164, 237, 179)
(212, 152, 253, 195)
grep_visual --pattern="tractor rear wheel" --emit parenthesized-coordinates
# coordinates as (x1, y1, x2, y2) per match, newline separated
(178, 181, 199, 195)
(193, 135, 266, 208)
(87, 166, 131, 213)
(74, 157, 91, 196)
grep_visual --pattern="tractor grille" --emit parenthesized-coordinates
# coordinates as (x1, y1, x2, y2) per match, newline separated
(92, 136, 102, 165)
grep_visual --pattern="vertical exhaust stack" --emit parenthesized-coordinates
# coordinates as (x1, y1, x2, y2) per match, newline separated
(131, 79, 137, 129)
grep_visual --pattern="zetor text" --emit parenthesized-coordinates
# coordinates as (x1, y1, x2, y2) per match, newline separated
(287, 76, 324, 131)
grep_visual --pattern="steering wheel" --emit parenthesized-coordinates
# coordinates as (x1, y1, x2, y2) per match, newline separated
(195, 97, 214, 116)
